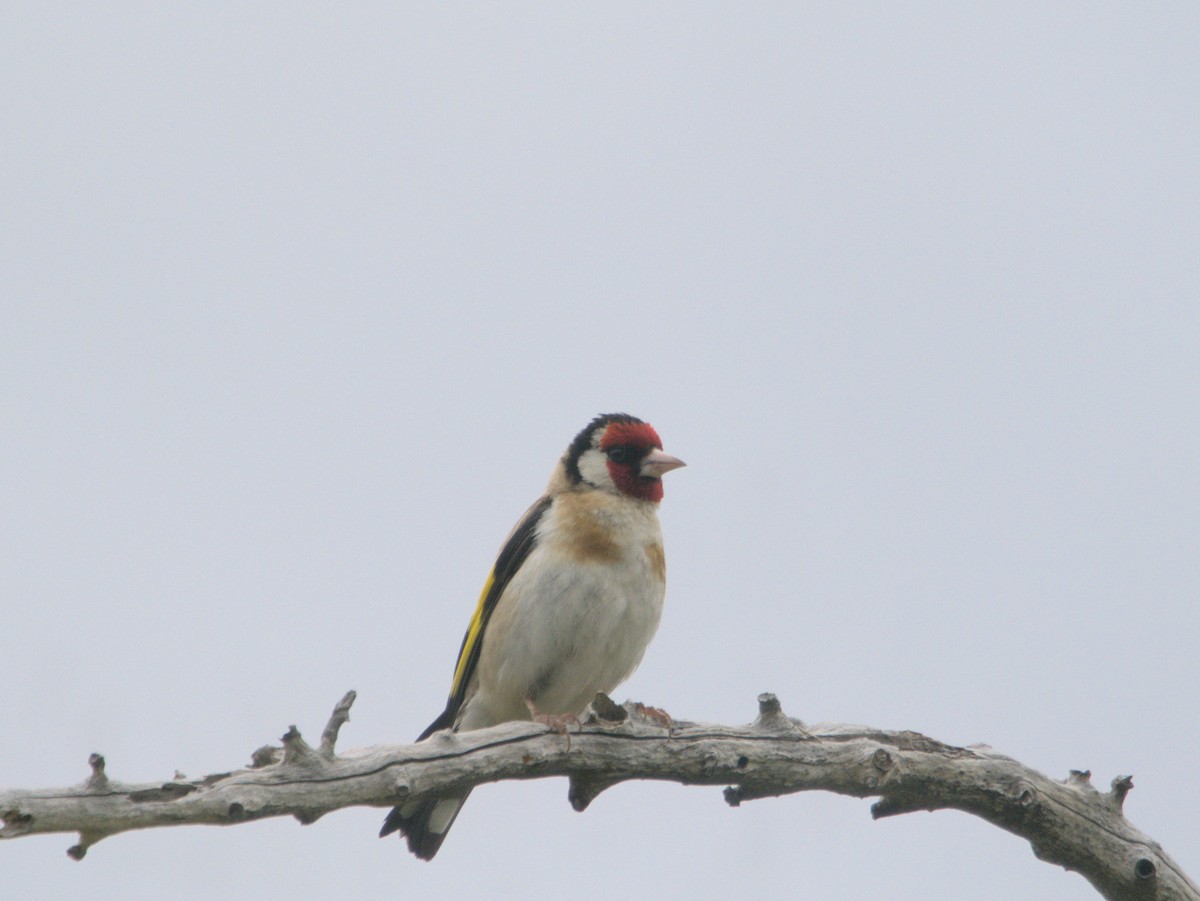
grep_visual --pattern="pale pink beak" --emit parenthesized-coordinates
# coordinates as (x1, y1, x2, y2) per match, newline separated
(640, 448, 687, 478)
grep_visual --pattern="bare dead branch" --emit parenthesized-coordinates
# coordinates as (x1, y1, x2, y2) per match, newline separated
(0, 692, 1194, 900)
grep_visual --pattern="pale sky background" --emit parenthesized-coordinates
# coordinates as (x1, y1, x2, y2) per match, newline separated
(3, 4, 1197, 899)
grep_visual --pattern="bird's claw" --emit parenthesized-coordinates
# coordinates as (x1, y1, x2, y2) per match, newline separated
(525, 699, 581, 748)
(633, 702, 674, 734)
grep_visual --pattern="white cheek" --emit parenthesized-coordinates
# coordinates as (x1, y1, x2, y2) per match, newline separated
(576, 448, 614, 491)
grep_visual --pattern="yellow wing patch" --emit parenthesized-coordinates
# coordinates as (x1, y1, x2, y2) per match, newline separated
(451, 569, 495, 698)
(443, 494, 552, 713)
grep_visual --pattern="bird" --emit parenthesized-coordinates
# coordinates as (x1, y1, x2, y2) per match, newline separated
(380, 412, 685, 860)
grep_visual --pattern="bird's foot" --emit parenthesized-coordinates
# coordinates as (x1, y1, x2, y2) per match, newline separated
(633, 702, 674, 734)
(525, 699, 580, 748)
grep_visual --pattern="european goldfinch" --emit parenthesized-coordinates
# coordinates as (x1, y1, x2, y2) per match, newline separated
(380, 413, 685, 860)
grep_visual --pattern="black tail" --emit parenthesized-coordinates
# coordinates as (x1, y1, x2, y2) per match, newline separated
(380, 705, 463, 860)
(380, 791, 471, 860)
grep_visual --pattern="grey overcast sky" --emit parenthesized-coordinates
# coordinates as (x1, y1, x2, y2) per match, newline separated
(3, 4, 1197, 899)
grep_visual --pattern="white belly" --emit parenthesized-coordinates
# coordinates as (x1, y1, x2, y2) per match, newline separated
(461, 495, 666, 728)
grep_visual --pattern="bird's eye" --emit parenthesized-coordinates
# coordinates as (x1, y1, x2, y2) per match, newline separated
(606, 446, 632, 464)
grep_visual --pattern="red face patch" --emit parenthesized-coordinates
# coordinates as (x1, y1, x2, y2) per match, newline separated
(599, 421, 662, 453)
(601, 421, 665, 502)
(605, 464, 664, 503)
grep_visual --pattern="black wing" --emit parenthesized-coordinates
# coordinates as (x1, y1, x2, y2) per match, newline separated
(416, 494, 553, 740)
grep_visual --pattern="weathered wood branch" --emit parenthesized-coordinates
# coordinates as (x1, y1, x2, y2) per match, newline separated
(1, 692, 1194, 900)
